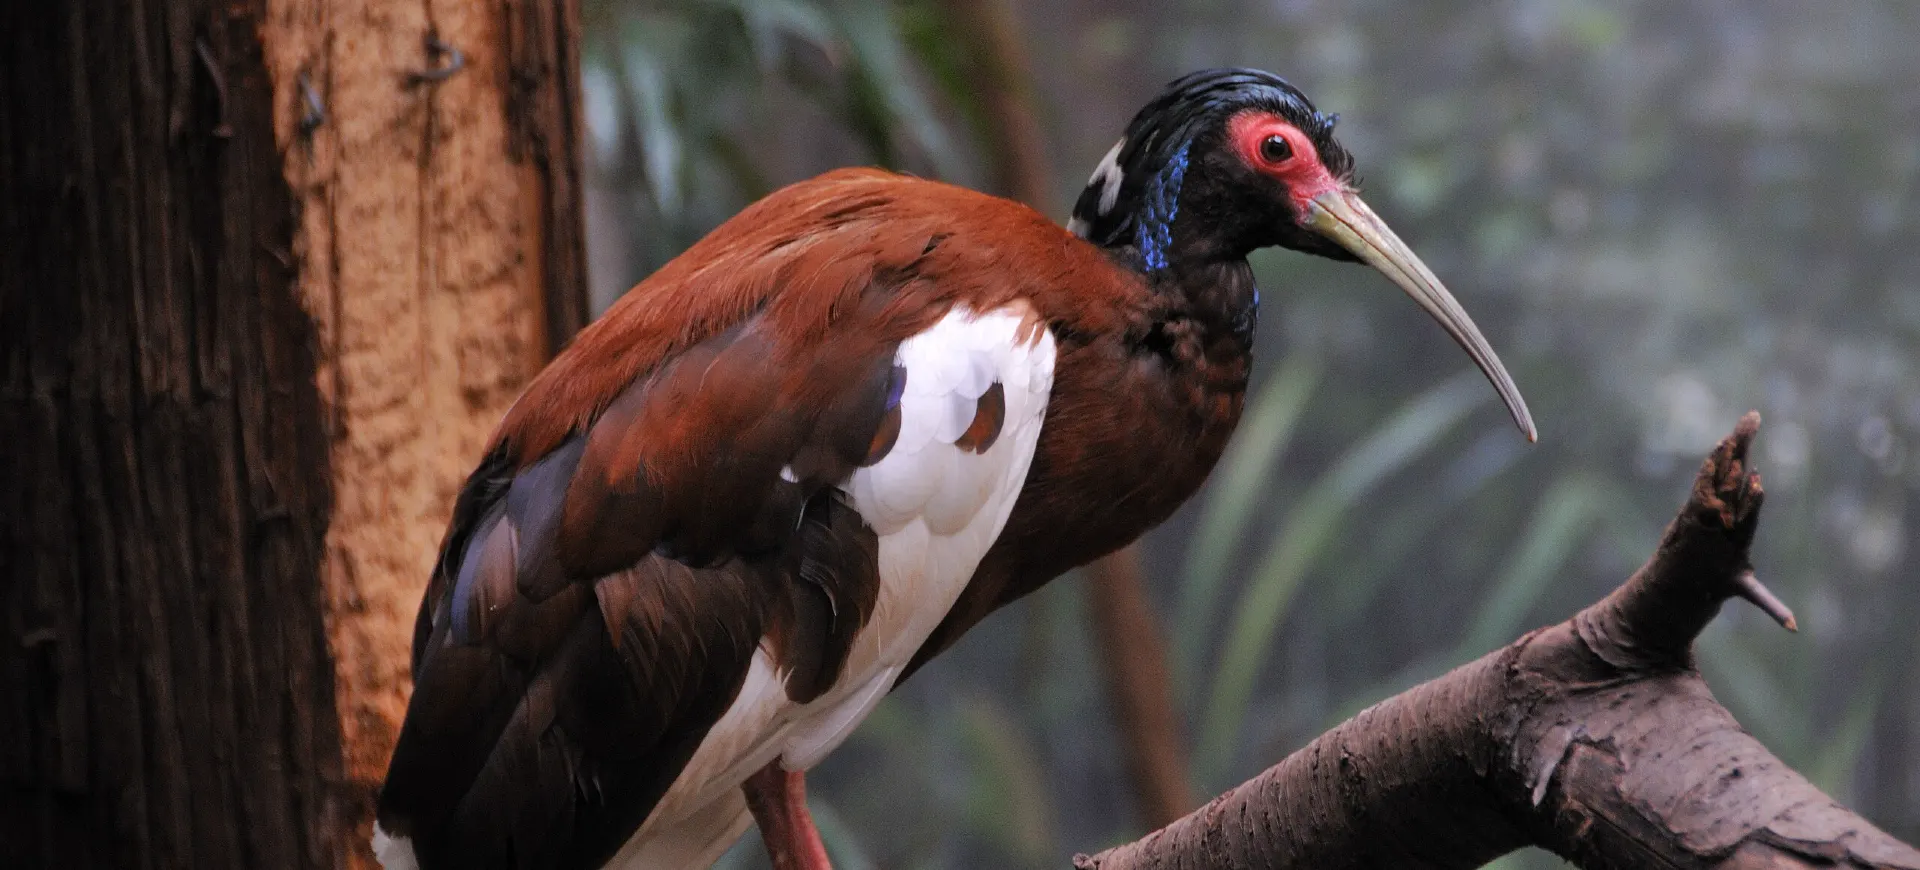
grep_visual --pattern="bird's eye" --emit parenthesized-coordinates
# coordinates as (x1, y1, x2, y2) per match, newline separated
(1259, 134, 1293, 163)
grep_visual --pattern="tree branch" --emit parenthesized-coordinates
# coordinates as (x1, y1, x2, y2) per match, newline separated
(1078, 413, 1920, 870)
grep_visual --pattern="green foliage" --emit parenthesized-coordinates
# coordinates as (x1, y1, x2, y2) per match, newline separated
(1192, 372, 1490, 785)
(1453, 473, 1631, 659)
(1172, 352, 1322, 676)
(580, 0, 962, 281)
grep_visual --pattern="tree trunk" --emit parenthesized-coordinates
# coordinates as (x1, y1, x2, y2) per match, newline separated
(2, 0, 588, 867)
(1, 2, 341, 867)
(258, 3, 588, 862)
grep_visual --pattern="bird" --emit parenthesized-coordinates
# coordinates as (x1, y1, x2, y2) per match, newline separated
(371, 67, 1535, 870)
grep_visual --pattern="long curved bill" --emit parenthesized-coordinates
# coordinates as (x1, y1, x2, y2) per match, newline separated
(1306, 189, 1537, 442)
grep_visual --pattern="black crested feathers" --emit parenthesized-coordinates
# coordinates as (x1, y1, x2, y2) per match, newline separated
(1068, 68, 1353, 257)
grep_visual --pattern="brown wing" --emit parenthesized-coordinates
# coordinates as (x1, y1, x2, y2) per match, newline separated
(373, 169, 1096, 869)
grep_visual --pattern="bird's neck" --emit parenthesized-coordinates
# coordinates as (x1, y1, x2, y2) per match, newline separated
(1068, 157, 1261, 352)
(1136, 256, 1260, 354)
(952, 251, 1260, 629)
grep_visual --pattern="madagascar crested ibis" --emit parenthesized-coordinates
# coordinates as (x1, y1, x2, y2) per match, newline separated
(374, 68, 1535, 870)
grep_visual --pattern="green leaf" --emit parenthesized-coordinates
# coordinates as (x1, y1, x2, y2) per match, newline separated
(714, 0, 841, 70)
(957, 695, 1057, 864)
(832, 2, 960, 175)
(1808, 675, 1886, 797)
(1175, 352, 1323, 685)
(1194, 373, 1488, 785)
(1322, 435, 1525, 622)
(1452, 474, 1624, 659)
(1697, 629, 1804, 755)
(621, 46, 685, 215)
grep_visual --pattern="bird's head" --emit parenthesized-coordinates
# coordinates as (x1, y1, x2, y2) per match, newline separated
(1070, 68, 1535, 441)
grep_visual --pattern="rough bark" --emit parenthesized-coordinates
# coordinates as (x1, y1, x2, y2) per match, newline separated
(258, 0, 590, 863)
(1078, 414, 1920, 870)
(501, 0, 592, 349)
(0, 2, 343, 867)
(0, 0, 588, 867)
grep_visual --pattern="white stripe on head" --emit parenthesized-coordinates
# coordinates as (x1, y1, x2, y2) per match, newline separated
(1090, 137, 1126, 215)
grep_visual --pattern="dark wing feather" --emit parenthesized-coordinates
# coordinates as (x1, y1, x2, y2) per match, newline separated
(378, 322, 898, 869)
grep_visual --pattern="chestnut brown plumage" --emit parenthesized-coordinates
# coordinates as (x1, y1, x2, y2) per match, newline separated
(376, 68, 1533, 870)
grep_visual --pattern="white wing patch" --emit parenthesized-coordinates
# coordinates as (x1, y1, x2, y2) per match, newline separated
(605, 303, 1055, 870)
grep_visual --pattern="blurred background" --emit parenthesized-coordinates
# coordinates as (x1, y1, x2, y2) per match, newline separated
(573, 1, 1920, 866)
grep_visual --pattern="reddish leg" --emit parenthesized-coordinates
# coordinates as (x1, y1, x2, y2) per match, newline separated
(742, 762, 832, 870)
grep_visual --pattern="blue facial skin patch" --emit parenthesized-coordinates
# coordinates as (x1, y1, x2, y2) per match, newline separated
(1136, 142, 1191, 271)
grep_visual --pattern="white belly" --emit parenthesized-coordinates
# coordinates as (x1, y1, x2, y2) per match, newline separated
(604, 304, 1056, 869)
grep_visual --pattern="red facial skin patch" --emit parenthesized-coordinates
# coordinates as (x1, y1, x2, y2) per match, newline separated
(1227, 110, 1347, 220)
